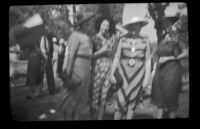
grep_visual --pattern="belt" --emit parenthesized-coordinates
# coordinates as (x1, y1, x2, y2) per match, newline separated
(122, 56, 145, 61)
(76, 54, 92, 60)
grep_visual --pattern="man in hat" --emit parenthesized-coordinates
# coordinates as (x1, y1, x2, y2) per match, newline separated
(61, 12, 95, 120)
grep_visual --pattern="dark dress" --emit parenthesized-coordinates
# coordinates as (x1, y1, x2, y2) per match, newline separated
(27, 48, 44, 96)
(152, 34, 182, 111)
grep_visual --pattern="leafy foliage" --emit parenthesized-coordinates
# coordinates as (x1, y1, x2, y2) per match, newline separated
(147, 3, 170, 44)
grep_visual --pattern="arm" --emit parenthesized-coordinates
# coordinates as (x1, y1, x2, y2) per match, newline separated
(66, 33, 79, 74)
(159, 46, 189, 63)
(115, 24, 128, 38)
(176, 48, 188, 60)
(62, 45, 69, 71)
(40, 36, 48, 61)
(93, 38, 109, 58)
(143, 42, 151, 88)
(110, 39, 122, 77)
(93, 45, 107, 57)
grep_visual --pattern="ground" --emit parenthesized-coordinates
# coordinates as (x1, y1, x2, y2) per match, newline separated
(10, 60, 189, 121)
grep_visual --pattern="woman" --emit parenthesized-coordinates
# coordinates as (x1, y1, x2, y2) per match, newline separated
(9, 44, 21, 88)
(26, 40, 45, 99)
(60, 12, 94, 120)
(151, 16, 188, 119)
(90, 15, 116, 120)
(110, 17, 151, 120)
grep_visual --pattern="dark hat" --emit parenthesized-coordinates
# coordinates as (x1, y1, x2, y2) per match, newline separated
(161, 16, 179, 25)
(74, 12, 95, 28)
(158, 16, 179, 29)
(156, 16, 179, 30)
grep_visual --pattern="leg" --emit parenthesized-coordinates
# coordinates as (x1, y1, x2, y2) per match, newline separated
(73, 75, 90, 120)
(39, 82, 44, 94)
(126, 110, 134, 120)
(57, 53, 64, 76)
(168, 110, 176, 118)
(10, 76, 15, 88)
(98, 105, 105, 120)
(156, 107, 164, 119)
(46, 57, 55, 95)
(63, 96, 74, 120)
(34, 85, 40, 96)
(114, 111, 122, 120)
(126, 102, 136, 120)
(73, 97, 86, 120)
(27, 85, 37, 100)
(114, 102, 122, 120)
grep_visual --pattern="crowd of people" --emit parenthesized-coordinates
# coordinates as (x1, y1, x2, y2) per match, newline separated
(10, 8, 189, 120)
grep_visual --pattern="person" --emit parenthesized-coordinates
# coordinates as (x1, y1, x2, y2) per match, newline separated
(151, 16, 188, 119)
(110, 17, 151, 120)
(57, 38, 66, 78)
(26, 41, 45, 99)
(60, 12, 95, 120)
(52, 37, 59, 78)
(9, 44, 21, 88)
(40, 31, 56, 95)
(89, 15, 116, 120)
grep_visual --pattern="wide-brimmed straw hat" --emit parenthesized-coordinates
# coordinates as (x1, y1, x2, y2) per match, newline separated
(23, 13, 43, 28)
(123, 16, 148, 29)
(74, 12, 95, 28)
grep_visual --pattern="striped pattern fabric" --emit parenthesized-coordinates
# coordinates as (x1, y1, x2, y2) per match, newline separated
(115, 40, 147, 119)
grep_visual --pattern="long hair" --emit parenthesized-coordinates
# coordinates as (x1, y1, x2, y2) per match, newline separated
(94, 15, 116, 36)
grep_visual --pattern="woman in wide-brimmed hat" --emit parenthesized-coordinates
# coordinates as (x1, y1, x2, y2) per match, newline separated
(151, 15, 188, 119)
(110, 16, 151, 120)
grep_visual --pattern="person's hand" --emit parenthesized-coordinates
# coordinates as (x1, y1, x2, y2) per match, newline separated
(159, 57, 170, 64)
(102, 44, 108, 51)
(143, 81, 148, 88)
(111, 74, 116, 84)
(43, 55, 48, 62)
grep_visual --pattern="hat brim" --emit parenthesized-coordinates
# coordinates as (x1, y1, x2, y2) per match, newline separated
(123, 20, 148, 29)
(74, 14, 95, 28)
(161, 16, 179, 25)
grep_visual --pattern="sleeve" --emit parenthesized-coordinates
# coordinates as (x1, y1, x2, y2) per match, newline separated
(92, 36, 99, 53)
(66, 32, 80, 73)
(173, 40, 182, 57)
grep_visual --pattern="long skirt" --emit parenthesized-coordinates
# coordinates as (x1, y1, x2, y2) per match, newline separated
(90, 57, 112, 119)
(115, 59, 145, 119)
(151, 61, 182, 111)
(26, 50, 44, 96)
(61, 57, 91, 120)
